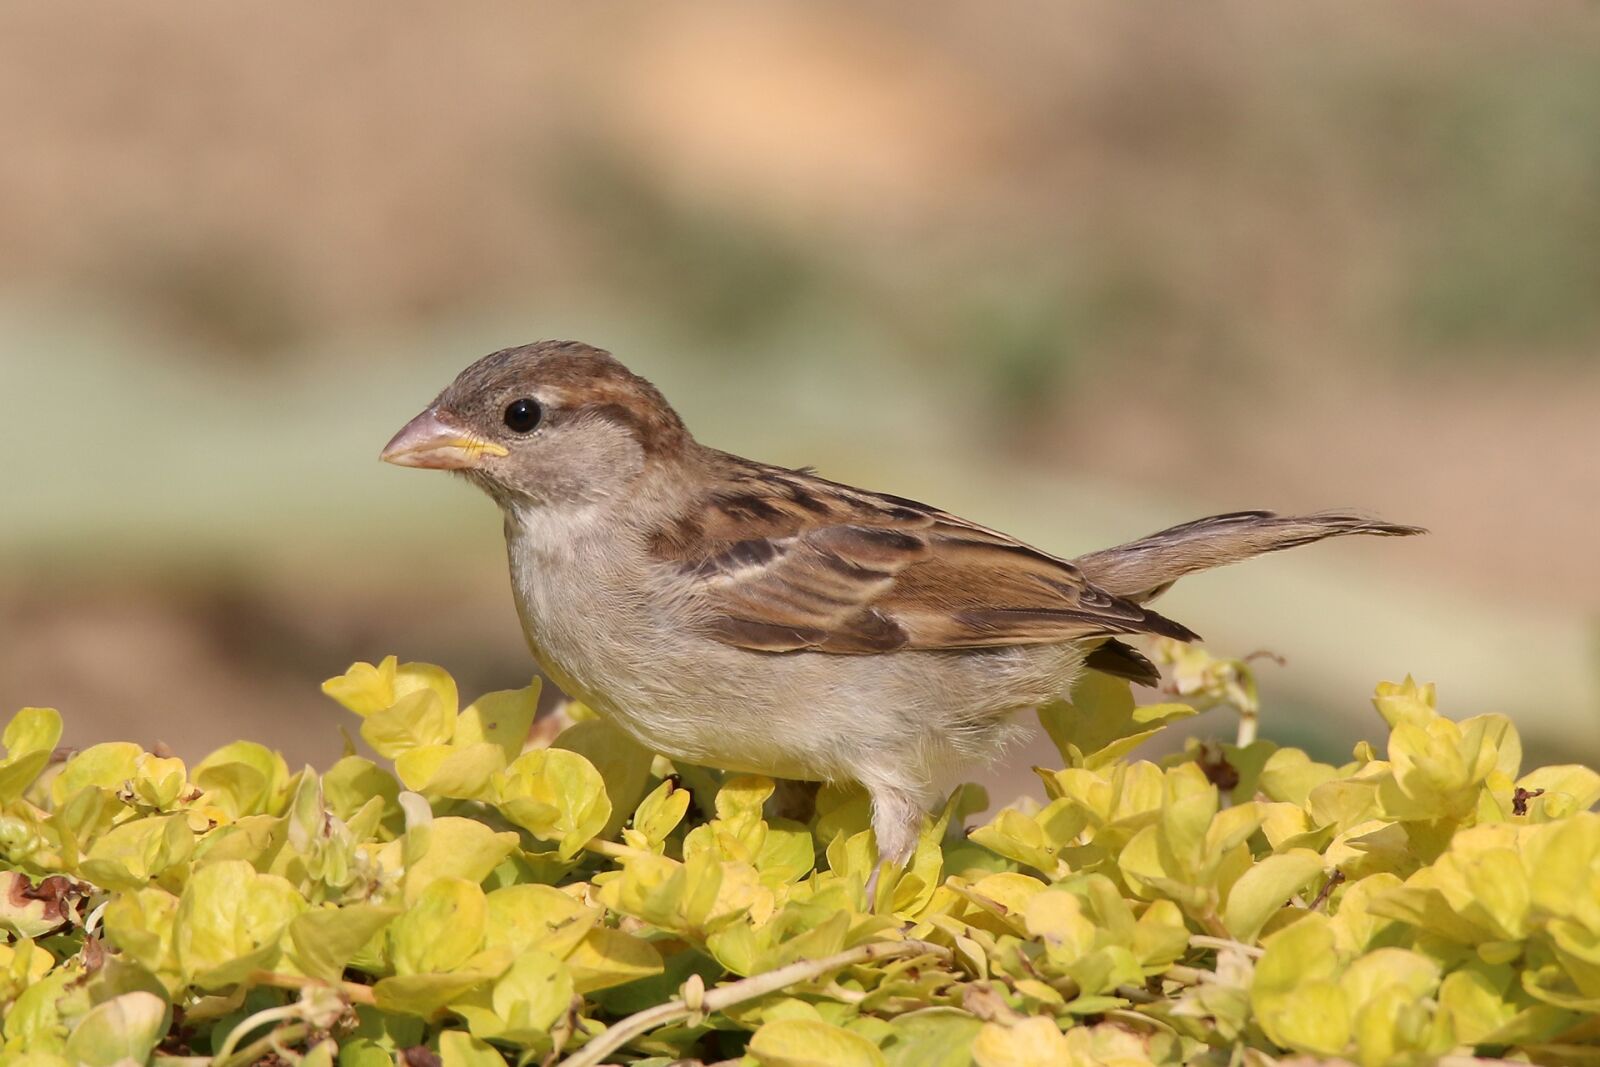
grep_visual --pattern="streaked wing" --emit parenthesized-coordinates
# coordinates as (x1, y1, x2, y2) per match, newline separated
(653, 455, 1196, 655)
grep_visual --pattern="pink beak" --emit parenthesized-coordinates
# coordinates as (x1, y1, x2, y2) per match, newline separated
(380, 409, 508, 470)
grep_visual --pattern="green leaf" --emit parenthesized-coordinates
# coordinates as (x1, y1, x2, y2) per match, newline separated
(1258, 748, 1339, 806)
(1518, 764, 1600, 819)
(103, 887, 181, 986)
(3, 966, 74, 1054)
(1023, 888, 1095, 965)
(1252, 914, 1351, 1055)
(1439, 961, 1519, 1045)
(301, 1039, 337, 1067)
(1258, 978, 1351, 1057)
(338, 1038, 404, 1067)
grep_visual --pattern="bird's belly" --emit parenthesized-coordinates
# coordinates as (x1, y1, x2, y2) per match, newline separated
(529, 610, 1079, 784)
(526, 620, 829, 778)
(506, 535, 1082, 784)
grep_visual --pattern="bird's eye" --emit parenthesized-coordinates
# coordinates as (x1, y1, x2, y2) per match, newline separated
(503, 398, 542, 433)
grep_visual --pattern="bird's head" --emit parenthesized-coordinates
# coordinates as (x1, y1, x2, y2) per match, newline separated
(381, 341, 690, 508)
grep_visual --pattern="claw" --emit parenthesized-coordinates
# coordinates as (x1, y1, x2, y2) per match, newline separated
(865, 863, 884, 910)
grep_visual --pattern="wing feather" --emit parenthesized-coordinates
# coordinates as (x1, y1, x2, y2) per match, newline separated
(657, 455, 1196, 655)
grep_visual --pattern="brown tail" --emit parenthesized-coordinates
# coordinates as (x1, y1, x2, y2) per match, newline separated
(1073, 510, 1425, 604)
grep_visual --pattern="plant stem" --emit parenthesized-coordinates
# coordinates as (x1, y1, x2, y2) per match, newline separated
(1163, 964, 1212, 985)
(217, 1022, 310, 1067)
(247, 969, 378, 1007)
(555, 939, 952, 1067)
(582, 838, 647, 861)
(213, 1004, 302, 1064)
(1113, 983, 1160, 1004)
(1188, 934, 1264, 959)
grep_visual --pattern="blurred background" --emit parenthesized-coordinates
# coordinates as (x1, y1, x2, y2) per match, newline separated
(2, 3, 1597, 796)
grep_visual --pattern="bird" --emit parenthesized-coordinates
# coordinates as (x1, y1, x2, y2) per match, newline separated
(380, 340, 1422, 886)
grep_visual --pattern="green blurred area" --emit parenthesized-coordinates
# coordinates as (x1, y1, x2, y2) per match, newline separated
(1, 3, 1596, 790)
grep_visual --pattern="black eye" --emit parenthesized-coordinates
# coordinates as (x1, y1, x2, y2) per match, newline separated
(503, 398, 542, 433)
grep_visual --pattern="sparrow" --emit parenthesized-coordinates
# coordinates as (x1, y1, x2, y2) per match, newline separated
(381, 340, 1422, 878)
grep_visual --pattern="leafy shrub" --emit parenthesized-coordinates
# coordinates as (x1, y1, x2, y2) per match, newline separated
(1, 642, 1598, 1066)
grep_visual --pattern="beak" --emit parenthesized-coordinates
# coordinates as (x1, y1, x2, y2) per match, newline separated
(380, 408, 509, 470)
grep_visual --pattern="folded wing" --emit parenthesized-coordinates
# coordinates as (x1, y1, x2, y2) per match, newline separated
(656, 457, 1196, 655)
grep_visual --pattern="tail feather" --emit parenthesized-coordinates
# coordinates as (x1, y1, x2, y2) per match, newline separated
(1074, 510, 1425, 604)
(1084, 638, 1163, 686)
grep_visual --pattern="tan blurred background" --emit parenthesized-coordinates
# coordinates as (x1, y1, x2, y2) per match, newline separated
(2, 3, 1597, 792)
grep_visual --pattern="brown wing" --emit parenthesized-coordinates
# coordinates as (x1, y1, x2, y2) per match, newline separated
(653, 455, 1198, 655)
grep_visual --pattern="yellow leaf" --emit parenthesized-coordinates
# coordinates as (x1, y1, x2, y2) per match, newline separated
(390, 877, 488, 975)
(62, 991, 169, 1067)
(750, 1017, 887, 1067)
(439, 1031, 508, 1067)
(1371, 677, 1436, 730)
(320, 655, 399, 716)
(0, 707, 63, 803)
(394, 661, 460, 718)
(1039, 674, 1195, 767)
(970, 1018, 1071, 1067)
(484, 884, 596, 959)
(402, 817, 519, 905)
(489, 951, 574, 1039)
(50, 742, 143, 807)
(394, 741, 505, 800)
(362, 688, 456, 760)
(456, 681, 542, 762)
(1222, 849, 1325, 943)
(555, 717, 655, 838)
(1024, 890, 1095, 965)
(496, 748, 612, 859)
(564, 926, 664, 993)
(287, 904, 399, 982)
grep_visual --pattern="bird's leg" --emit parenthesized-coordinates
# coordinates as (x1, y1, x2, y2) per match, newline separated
(865, 787, 925, 909)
